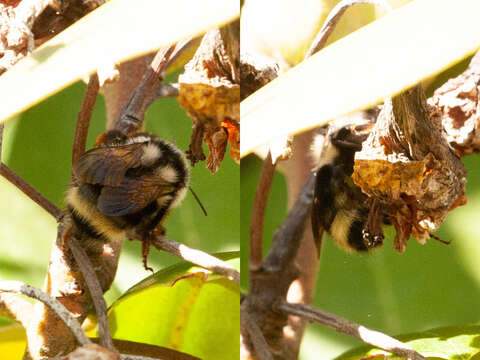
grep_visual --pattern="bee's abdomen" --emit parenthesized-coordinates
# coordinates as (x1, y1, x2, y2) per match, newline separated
(66, 186, 126, 242)
(68, 206, 107, 242)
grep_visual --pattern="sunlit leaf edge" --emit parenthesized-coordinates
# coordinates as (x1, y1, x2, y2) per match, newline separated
(114, 251, 239, 302)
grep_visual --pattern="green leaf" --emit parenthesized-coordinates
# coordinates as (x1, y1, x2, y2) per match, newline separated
(240, 0, 480, 157)
(0, 0, 239, 123)
(336, 325, 480, 360)
(105, 253, 239, 360)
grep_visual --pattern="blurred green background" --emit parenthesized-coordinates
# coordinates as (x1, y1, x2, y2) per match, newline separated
(241, 153, 480, 359)
(0, 70, 239, 311)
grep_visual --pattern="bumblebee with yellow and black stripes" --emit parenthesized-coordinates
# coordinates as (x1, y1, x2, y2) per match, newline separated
(311, 123, 387, 253)
(66, 130, 190, 270)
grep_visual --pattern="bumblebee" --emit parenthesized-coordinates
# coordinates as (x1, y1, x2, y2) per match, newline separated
(66, 130, 189, 270)
(311, 124, 386, 252)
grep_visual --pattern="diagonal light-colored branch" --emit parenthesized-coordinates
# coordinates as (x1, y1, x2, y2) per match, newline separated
(0, 281, 91, 346)
(278, 301, 427, 360)
(0, 293, 33, 328)
(150, 236, 240, 285)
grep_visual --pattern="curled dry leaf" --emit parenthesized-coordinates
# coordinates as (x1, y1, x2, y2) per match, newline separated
(353, 85, 467, 252)
(428, 51, 480, 156)
(178, 20, 240, 173)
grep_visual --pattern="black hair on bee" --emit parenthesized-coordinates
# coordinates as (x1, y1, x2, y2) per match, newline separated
(311, 124, 387, 253)
(66, 130, 190, 271)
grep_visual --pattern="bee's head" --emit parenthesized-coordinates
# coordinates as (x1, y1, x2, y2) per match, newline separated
(95, 130, 128, 147)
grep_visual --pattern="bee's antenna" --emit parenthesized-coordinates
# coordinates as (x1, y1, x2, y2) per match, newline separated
(189, 186, 207, 216)
(429, 233, 451, 245)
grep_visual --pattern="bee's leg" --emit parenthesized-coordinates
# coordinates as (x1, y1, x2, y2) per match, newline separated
(362, 199, 385, 249)
(141, 238, 154, 273)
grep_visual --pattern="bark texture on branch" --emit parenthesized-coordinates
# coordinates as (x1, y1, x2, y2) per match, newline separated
(428, 51, 480, 156)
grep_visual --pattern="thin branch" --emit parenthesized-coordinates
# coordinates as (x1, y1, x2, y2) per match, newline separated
(250, 151, 276, 270)
(263, 173, 315, 272)
(115, 39, 195, 135)
(241, 307, 273, 360)
(120, 355, 178, 360)
(0, 281, 91, 346)
(72, 73, 99, 166)
(0, 163, 62, 219)
(0, 293, 33, 327)
(278, 301, 427, 360)
(69, 236, 114, 351)
(0, 123, 4, 160)
(150, 236, 240, 285)
(305, 0, 393, 58)
(119, 356, 161, 360)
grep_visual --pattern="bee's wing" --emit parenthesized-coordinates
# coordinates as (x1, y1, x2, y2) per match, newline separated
(311, 165, 337, 253)
(98, 176, 178, 216)
(311, 176, 324, 253)
(73, 143, 145, 187)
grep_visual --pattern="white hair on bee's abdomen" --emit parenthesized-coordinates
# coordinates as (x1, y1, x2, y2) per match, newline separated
(329, 208, 361, 252)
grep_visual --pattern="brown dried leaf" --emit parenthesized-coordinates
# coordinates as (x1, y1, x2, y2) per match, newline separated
(353, 85, 466, 251)
(179, 21, 240, 172)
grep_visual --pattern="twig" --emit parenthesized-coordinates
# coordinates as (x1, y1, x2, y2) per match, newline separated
(119, 356, 162, 360)
(115, 39, 195, 135)
(69, 236, 114, 350)
(150, 236, 240, 285)
(0, 123, 4, 160)
(250, 151, 276, 271)
(120, 355, 178, 360)
(0, 163, 62, 219)
(72, 73, 99, 166)
(305, 0, 393, 58)
(241, 307, 273, 360)
(0, 117, 61, 220)
(263, 173, 315, 272)
(0, 293, 32, 327)
(0, 281, 91, 346)
(278, 301, 427, 360)
(241, 174, 316, 356)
